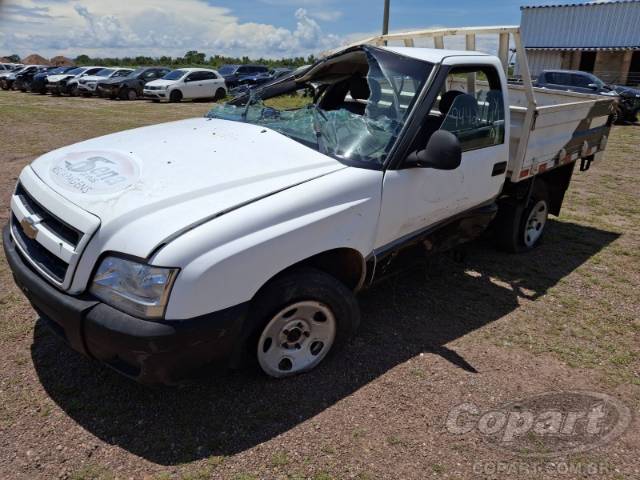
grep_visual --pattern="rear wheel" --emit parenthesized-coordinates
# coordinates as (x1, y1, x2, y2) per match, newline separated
(494, 182, 549, 253)
(250, 268, 359, 378)
(169, 90, 182, 103)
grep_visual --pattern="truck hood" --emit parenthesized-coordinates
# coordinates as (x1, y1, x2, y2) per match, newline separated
(612, 84, 640, 98)
(46, 74, 74, 82)
(99, 77, 129, 86)
(79, 75, 107, 82)
(28, 117, 346, 257)
(145, 79, 176, 88)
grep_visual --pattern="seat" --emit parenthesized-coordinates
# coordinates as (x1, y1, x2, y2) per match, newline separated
(440, 93, 478, 132)
(420, 90, 466, 140)
(342, 76, 370, 115)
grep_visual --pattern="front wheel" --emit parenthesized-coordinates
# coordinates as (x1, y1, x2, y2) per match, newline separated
(250, 268, 359, 378)
(494, 183, 549, 253)
(169, 90, 182, 103)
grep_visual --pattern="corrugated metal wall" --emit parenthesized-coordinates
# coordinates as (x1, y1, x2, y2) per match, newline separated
(521, 1, 640, 48)
(526, 51, 564, 77)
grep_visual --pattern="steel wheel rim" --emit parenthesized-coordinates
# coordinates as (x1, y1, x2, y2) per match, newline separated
(257, 300, 336, 377)
(128, 90, 136, 101)
(524, 200, 548, 247)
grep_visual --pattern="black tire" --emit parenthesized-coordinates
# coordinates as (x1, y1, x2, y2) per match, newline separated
(169, 90, 182, 103)
(213, 88, 225, 101)
(494, 182, 549, 253)
(247, 267, 360, 378)
(125, 88, 137, 101)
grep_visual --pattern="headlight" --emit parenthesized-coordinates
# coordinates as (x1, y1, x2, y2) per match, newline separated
(90, 256, 179, 319)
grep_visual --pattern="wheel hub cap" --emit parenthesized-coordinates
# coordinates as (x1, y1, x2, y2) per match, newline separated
(524, 200, 548, 247)
(257, 301, 336, 377)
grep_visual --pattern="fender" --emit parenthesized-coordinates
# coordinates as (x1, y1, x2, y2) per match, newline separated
(154, 167, 383, 320)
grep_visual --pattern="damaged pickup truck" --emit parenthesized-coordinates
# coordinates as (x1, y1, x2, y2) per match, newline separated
(3, 27, 615, 384)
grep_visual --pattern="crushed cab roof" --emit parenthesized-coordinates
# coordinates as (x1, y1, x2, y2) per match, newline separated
(380, 46, 490, 63)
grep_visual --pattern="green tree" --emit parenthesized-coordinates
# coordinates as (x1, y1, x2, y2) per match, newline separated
(74, 54, 91, 65)
(184, 50, 206, 65)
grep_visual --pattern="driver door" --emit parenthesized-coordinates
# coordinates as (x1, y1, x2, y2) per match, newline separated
(374, 62, 508, 250)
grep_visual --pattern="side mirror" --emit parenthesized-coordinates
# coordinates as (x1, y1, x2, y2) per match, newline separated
(404, 130, 462, 170)
(588, 83, 599, 90)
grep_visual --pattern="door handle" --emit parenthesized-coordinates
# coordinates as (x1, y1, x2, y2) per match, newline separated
(492, 161, 507, 176)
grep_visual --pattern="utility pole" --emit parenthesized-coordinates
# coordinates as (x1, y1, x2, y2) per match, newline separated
(382, 0, 390, 35)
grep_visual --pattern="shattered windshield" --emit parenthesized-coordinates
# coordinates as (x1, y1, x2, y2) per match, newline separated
(206, 47, 433, 168)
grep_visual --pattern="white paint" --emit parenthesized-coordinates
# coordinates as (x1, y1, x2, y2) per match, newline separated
(8, 46, 613, 319)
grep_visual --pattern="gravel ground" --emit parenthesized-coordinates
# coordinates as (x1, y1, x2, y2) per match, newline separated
(0, 90, 638, 480)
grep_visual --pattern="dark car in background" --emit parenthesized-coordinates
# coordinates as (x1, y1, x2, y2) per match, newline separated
(217, 64, 269, 88)
(30, 66, 76, 94)
(96, 67, 171, 100)
(0, 65, 43, 90)
(536, 69, 640, 123)
(14, 66, 58, 92)
(229, 67, 295, 96)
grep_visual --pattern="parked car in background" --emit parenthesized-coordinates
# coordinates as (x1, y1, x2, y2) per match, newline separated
(46, 66, 105, 95)
(143, 68, 226, 102)
(75, 68, 134, 96)
(30, 66, 76, 94)
(97, 67, 171, 100)
(535, 69, 640, 123)
(0, 63, 23, 72)
(217, 64, 269, 88)
(230, 67, 297, 96)
(0, 65, 43, 90)
(14, 66, 57, 92)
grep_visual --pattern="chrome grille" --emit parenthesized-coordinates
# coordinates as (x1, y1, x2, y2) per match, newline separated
(14, 183, 81, 247)
(11, 213, 68, 282)
(10, 182, 88, 287)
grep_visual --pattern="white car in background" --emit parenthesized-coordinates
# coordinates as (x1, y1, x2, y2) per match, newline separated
(46, 66, 105, 95)
(143, 68, 226, 102)
(76, 68, 134, 96)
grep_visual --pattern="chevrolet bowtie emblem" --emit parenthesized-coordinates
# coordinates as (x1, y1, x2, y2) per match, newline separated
(19, 216, 40, 240)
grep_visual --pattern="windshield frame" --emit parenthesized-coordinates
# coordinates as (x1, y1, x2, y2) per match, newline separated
(207, 46, 435, 171)
(163, 69, 188, 81)
(94, 68, 115, 77)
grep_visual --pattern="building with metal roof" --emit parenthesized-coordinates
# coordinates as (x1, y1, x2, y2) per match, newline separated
(520, 0, 640, 84)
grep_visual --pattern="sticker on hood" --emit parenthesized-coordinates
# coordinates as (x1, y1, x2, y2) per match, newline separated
(49, 150, 140, 195)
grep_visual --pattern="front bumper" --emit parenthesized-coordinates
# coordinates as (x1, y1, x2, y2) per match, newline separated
(3, 225, 248, 384)
(78, 84, 97, 93)
(97, 84, 120, 97)
(143, 89, 167, 99)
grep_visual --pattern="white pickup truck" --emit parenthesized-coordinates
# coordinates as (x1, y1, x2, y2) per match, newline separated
(3, 27, 614, 384)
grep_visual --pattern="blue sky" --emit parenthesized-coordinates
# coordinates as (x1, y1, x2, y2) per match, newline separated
(0, 0, 595, 59)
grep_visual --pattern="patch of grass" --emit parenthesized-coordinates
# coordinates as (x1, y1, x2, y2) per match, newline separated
(232, 474, 257, 480)
(271, 450, 290, 467)
(321, 444, 336, 455)
(386, 435, 407, 447)
(264, 93, 311, 110)
(312, 473, 335, 480)
(69, 464, 115, 480)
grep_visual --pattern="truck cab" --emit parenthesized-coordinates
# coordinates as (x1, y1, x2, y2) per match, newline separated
(3, 27, 614, 384)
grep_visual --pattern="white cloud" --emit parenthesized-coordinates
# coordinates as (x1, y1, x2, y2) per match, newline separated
(0, 0, 343, 59)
